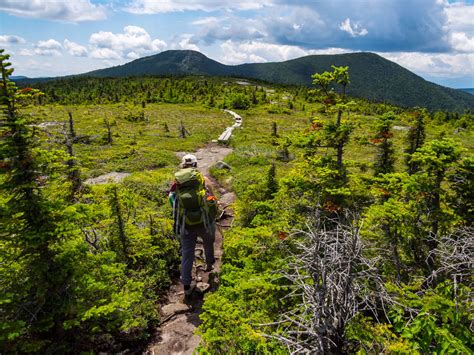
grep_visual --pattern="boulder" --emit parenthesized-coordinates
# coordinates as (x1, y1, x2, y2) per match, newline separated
(214, 161, 232, 170)
(195, 282, 211, 293)
(161, 303, 191, 317)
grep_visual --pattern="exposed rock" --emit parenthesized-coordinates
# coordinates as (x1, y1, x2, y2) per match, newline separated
(214, 161, 232, 170)
(393, 125, 410, 131)
(36, 121, 61, 128)
(161, 303, 192, 318)
(195, 282, 211, 293)
(84, 172, 131, 185)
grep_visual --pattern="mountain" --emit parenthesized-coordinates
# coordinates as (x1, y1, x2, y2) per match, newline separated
(85, 50, 230, 77)
(458, 88, 474, 95)
(21, 50, 474, 112)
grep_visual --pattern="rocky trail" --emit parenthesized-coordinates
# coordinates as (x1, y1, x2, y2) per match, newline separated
(143, 111, 241, 354)
(144, 175, 235, 354)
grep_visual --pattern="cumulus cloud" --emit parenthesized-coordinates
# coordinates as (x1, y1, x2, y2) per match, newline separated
(89, 25, 167, 60)
(90, 48, 122, 60)
(0, 0, 107, 22)
(35, 39, 62, 56)
(445, 1, 474, 33)
(189, 1, 450, 53)
(19, 48, 34, 56)
(64, 39, 88, 57)
(450, 32, 474, 53)
(192, 15, 266, 45)
(262, 5, 327, 47)
(444, 2, 474, 54)
(339, 18, 368, 37)
(379, 51, 474, 79)
(175, 34, 201, 51)
(0, 35, 26, 45)
(219, 40, 348, 65)
(125, 0, 271, 14)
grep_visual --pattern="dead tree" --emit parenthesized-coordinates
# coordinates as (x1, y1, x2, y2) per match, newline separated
(103, 117, 116, 144)
(427, 227, 473, 286)
(62, 114, 82, 199)
(273, 216, 392, 353)
(68, 112, 76, 139)
(179, 120, 191, 138)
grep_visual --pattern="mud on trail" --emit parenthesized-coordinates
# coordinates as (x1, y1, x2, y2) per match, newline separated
(145, 143, 236, 355)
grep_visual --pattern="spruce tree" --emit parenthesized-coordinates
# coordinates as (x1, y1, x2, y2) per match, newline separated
(0, 49, 71, 352)
(405, 109, 426, 174)
(373, 112, 396, 175)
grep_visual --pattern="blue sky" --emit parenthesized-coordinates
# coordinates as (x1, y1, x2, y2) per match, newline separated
(0, 0, 473, 88)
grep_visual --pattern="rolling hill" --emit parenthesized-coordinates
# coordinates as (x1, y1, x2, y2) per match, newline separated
(19, 50, 474, 112)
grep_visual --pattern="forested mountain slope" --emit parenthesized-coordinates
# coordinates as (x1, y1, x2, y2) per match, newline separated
(16, 50, 474, 112)
(79, 50, 474, 112)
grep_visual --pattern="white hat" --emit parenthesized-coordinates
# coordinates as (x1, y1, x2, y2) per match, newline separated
(182, 154, 198, 167)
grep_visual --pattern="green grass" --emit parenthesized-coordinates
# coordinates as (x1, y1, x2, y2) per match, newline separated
(25, 103, 231, 177)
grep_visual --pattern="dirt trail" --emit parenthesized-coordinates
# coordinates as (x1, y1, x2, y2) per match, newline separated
(145, 111, 240, 354)
(145, 148, 235, 355)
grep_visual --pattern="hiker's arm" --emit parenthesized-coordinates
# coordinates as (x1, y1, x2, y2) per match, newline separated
(168, 182, 177, 206)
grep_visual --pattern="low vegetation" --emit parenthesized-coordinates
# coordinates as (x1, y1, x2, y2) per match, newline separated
(2, 50, 473, 353)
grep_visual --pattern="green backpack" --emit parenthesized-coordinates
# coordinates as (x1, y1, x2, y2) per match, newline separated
(174, 168, 206, 226)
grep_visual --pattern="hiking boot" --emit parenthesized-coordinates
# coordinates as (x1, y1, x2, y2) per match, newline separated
(204, 263, 214, 272)
(184, 284, 193, 298)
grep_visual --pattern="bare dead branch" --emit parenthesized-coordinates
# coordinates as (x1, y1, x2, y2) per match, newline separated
(270, 215, 394, 353)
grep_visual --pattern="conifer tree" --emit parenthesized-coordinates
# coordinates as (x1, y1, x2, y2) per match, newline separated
(372, 112, 396, 175)
(271, 121, 278, 137)
(411, 138, 462, 270)
(266, 163, 278, 199)
(109, 185, 130, 263)
(405, 109, 426, 174)
(0, 49, 72, 352)
(312, 66, 353, 174)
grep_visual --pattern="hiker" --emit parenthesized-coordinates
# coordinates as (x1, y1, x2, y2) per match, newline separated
(168, 154, 217, 298)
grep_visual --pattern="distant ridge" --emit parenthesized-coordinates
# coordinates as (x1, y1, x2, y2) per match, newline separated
(19, 50, 474, 112)
(458, 88, 474, 95)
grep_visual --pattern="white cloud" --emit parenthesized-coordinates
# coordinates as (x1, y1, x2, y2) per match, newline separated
(89, 25, 167, 60)
(19, 48, 34, 56)
(176, 34, 200, 51)
(35, 39, 62, 56)
(192, 17, 219, 26)
(0, 0, 107, 22)
(127, 51, 140, 59)
(90, 48, 122, 60)
(219, 40, 348, 65)
(125, 0, 271, 14)
(37, 39, 62, 50)
(450, 32, 474, 53)
(0, 35, 26, 45)
(444, 2, 474, 54)
(152, 39, 167, 51)
(379, 51, 474, 79)
(445, 2, 474, 33)
(192, 15, 265, 44)
(339, 18, 368, 37)
(64, 39, 88, 57)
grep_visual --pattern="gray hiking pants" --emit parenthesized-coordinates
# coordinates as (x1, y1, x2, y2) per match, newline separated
(180, 223, 215, 286)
